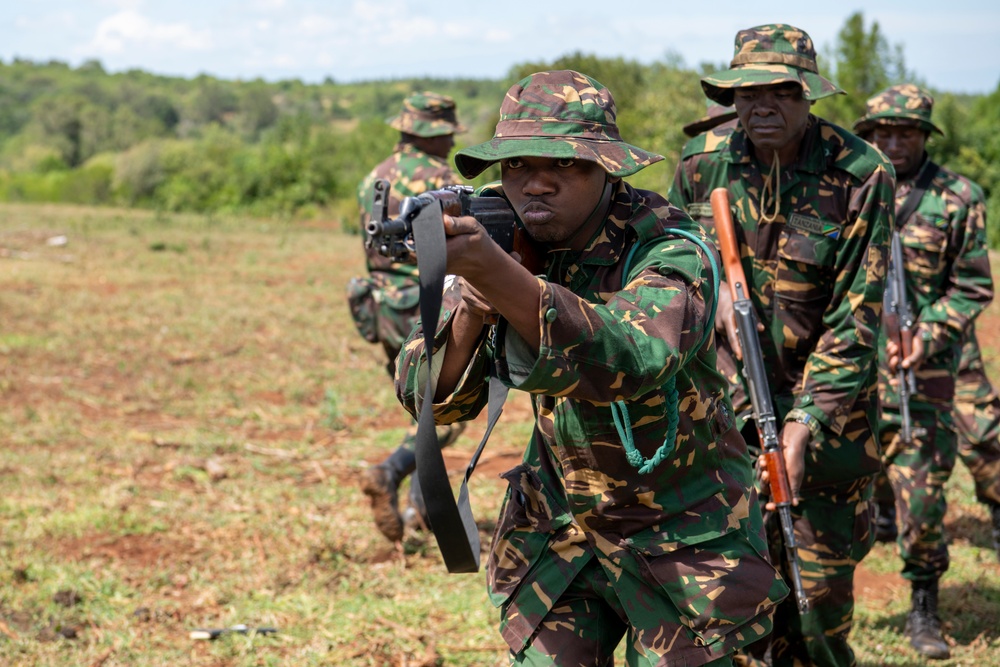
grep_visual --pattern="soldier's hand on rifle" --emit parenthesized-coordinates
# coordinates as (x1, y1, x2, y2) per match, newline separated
(716, 282, 765, 361)
(886, 334, 926, 374)
(758, 422, 808, 510)
(715, 283, 742, 357)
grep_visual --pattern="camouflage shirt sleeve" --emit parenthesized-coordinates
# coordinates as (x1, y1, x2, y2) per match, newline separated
(903, 166, 994, 358)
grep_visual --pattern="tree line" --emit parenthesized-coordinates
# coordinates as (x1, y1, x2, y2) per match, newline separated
(1, 12, 997, 243)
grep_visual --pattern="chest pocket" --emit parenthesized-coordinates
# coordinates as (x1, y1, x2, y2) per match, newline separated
(901, 214, 948, 279)
(775, 229, 838, 305)
(775, 229, 838, 358)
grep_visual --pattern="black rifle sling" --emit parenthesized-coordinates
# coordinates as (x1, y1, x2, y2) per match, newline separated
(895, 160, 937, 231)
(412, 204, 509, 573)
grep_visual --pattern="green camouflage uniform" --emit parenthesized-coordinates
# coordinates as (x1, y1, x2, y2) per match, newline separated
(351, 93, 467, 542)
(396, 70, 787, 667)
(855, 84, 995, 580)
(954, 329, 1000, 509)
(668, 25, 893, 667)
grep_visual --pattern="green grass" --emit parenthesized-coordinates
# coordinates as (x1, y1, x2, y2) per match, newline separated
(0, 202, 997, 666)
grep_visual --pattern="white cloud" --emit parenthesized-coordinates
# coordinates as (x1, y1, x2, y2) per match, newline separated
(88, 9, 212, 54)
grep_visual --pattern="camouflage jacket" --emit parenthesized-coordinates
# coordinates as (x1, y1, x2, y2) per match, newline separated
(879, 158, 993, 409)
(396, 181, 786, 661)
(668, 115, 893, 489)
(356, 142, 463, 281)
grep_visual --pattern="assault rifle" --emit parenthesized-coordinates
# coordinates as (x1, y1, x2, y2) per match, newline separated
(711, 187, 809, 615)
(366, 178, 516, 261)
(884, 230, 923, 443)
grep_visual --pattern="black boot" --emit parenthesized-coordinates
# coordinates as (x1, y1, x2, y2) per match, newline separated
(874, 500, 898, 543)
(361, 445, 416, 543)
(990, 502, 1000, 560)
(904, 579, 950, 659)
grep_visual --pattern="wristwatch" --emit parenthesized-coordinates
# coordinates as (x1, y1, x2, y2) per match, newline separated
(786, 408, 822, 438)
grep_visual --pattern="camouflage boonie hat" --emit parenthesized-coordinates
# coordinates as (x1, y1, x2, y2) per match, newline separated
(853, 83, 944, 137)
(683, 100, 738, 137)
(701, 24, 844, 106)
(454, 70, 663, 179)
(387, 92, 466, 138)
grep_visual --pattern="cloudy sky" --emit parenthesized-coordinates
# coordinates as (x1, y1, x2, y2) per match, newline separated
(2, 0, 998, 94)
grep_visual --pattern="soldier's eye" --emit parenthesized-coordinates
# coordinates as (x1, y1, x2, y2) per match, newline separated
(555, 158, 576, 168)
(503, 158, 524, 169)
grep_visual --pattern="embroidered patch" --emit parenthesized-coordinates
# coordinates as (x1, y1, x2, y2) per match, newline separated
(686, 202, 714, 218)
(788, 213, 842, 239)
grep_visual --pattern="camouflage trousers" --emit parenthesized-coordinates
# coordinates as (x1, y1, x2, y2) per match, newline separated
(879, 408, 957, 581)
(510, 557, 735, 667)
(739, 477, 875, 667)
(953, 365, 1000, 506)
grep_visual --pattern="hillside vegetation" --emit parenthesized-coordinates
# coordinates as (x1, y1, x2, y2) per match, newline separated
(1, 11, 998, 241)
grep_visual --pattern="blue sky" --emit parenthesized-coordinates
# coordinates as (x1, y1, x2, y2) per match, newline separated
(2, 0, 998, 93)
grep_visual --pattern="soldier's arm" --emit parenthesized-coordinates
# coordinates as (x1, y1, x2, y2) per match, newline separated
(917, 189, 994, 358)
(795, 165, 893, 436)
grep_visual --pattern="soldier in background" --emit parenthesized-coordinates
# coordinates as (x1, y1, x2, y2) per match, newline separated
(348, 92, 467, 543)
(395, 69, 787, 666)
(669, 24, 894, 667)
(854, 84, 994, 660)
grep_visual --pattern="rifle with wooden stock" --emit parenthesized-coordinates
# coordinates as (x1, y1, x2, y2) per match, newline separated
(710, 187, 809, 615)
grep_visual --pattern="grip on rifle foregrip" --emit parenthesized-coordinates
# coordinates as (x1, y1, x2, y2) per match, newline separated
(709, 188, 746, 300)
(763, 449, 793, 505)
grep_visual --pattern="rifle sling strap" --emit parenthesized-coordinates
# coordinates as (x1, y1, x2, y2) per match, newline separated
(412, 205, 507, 573)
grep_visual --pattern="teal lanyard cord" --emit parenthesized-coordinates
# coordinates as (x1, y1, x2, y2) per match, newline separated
(612, 229, 720, 474)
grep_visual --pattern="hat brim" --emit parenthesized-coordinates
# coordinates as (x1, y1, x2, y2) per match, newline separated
(682, 110, 739, 137)
(387, 116, 466, 137)
(454, 137, 663, 179)
(853, 115, 944, 137)
(701, 65, 844, 107)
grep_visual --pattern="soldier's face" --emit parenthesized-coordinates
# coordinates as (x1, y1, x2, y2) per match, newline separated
(869, 125, 927, 181)
(419, 134, 455, 159)
(733, 83, 811, 165)
(501, 156, 612, 250)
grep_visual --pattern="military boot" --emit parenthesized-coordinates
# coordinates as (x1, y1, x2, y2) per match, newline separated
(904, 578, 950, 659)
(874, 500, 898, 543)
(361, 445, 417, 543)
(989, 502, 1000, 560)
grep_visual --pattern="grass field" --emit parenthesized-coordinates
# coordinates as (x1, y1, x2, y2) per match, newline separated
(1, 202, 998, 666)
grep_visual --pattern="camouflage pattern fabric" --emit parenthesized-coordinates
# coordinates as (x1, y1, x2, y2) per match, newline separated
(880, 409, 956, 580)
(747, 478, 876, 666)
(386, 91, 465, 138)
(396, 180, 787, 665)
(877, 157, 993, 580)
(853, 84, 944, 136)
(454, 70, 663, 179)
(668, 114, 893, 667)
(700, 24, 843, 107)
(954, 329, 1000, 506)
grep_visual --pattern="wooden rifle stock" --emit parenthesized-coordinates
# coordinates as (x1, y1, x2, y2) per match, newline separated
(710, 187, 808, 613)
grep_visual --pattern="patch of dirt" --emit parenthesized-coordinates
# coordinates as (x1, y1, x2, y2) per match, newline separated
(54, 532, 183, 570)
